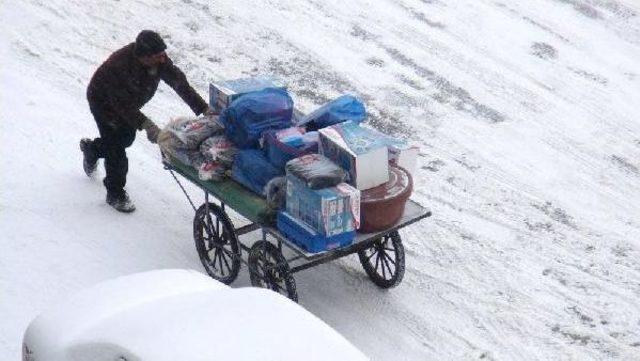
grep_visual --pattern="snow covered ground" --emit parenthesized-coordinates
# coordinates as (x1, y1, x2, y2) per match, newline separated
(1, 0, 639, 359)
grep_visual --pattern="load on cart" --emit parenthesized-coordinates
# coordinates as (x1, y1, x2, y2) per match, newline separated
(160, 76, 431, 301)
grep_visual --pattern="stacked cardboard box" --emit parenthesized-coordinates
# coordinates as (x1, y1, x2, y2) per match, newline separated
(277, 211, 355, 253)
(209, 76, 286, 111)
(368, 128, 419, 175)
(318, 121, 389, 190)
(285, 175, 360, 237)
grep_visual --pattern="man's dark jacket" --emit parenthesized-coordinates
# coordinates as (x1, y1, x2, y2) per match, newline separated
(87, 43, 208, 129)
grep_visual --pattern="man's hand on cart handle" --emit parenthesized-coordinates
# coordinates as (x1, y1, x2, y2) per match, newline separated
(142, 118, 160, 144)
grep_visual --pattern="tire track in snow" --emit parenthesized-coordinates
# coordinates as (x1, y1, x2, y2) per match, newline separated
(347, 23, 507, 124)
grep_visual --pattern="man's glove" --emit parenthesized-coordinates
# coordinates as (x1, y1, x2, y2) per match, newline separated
(141, 119, 160, 144)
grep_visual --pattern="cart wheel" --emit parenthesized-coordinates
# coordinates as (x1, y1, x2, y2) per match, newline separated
(248, 241, 298, 302)
(357, 231, 405, 288)
(194, 203, 241, 285)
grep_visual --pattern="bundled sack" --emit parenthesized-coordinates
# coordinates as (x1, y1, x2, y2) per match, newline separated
(197, 135, 237, 182)
(220, 88, 294, 149)
(232, 149, 284, 196)
(265, 176, 287, 211)
(167, 115, 224, 149)
(264, 127, 319, 170)
(165, 146, 205, 168)
(199, 135, 238, 167)
(298, 95, 366, 131)
(158, 119, 205, 167)
(198, 160, 226, 182)
(285, 153, 347, 190)
(158, 129, 184, 161)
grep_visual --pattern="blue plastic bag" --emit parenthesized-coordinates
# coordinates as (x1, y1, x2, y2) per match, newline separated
(232, 149, 284, 196)
(220, 88, 294, 149)
(298, 95, 366, 131)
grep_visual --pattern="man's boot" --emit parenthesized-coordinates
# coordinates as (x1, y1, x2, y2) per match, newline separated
(80, 138, 98, 176)
(106, 190, 136, 213)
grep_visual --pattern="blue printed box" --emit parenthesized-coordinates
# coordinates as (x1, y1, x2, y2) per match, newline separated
(277, 211, 355, 253)
(318, 121, 389, 190)
(285, 175, 360, 236)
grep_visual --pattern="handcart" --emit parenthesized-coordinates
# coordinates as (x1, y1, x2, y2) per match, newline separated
(164, 155, 431, 302)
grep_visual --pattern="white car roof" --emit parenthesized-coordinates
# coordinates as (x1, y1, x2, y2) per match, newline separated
(23, 269, 368, 361)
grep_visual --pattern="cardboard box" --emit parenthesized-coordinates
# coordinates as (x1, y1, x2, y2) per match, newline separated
(388, 143, 419, 175)
(319, 121, 389, 190)
(368, 129, 419, 175)
(285, 175, 360, 236)
(209, 76, 286, 111)
(277, 211, 355, 253)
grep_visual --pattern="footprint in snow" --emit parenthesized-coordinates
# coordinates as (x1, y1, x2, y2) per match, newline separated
(531, 42, 558, 60)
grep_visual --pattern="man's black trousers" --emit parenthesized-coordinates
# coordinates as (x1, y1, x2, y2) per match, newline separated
(89, 104, 136, 196)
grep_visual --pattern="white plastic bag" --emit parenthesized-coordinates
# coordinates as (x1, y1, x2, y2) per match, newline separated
(198, 160, 226, 181)
(167, 115, 224, 149)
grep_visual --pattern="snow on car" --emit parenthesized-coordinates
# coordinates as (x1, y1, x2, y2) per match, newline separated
(22, 269, 368, 361)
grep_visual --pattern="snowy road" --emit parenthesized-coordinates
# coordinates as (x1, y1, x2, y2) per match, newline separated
(2, 0, 640, 360)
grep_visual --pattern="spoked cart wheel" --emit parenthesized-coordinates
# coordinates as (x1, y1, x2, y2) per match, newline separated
(193, 202, 241, 284)
(248, 241, 298, 302)
(358, 231, 405, 288)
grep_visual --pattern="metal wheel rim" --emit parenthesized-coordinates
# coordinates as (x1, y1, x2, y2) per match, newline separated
(195, 206, 239, 282)
(361, 234, 398, 282)
(253, 248, 288, 296)
(201, 213, 235, 277)
(248, 241, 298, 302)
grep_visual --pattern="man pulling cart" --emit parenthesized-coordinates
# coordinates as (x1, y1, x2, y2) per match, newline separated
(79, 33, 431, 299)
(80, 30, 214, 212)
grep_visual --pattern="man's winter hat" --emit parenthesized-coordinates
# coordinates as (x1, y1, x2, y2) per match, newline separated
(134, 30, 167, 57)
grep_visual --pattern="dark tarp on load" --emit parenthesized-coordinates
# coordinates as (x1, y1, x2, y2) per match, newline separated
(220, 88, 293, 149)
(285, 153, 347, 189)
(232, 149, 284, 196)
